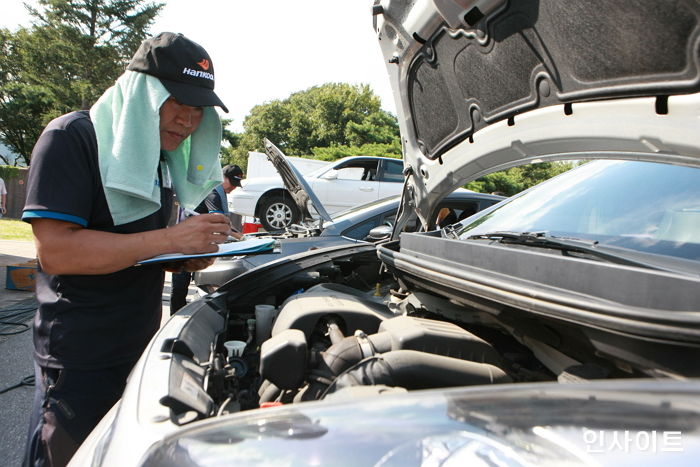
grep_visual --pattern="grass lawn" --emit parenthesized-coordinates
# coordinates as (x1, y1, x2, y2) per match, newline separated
(0, 218, 34, 241)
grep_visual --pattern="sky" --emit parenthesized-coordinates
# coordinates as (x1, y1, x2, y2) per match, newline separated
(1, 0, 396, 132)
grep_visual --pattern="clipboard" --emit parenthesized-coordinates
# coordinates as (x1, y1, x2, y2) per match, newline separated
(137, 238, 275, 265)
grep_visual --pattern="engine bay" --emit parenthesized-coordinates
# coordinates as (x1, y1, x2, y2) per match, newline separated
(170, 242, 653, 424)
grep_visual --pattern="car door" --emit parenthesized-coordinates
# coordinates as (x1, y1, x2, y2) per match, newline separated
(310, 159, 381, 213)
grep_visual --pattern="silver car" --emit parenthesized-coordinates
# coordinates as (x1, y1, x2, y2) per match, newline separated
(72, 1, 700, 465)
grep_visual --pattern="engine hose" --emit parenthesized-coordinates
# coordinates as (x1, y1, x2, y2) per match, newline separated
(328, 350, 511, 395)
(245, 318, 256, 352)
(257, 379, 272, 398)
(326, 322, 345, 345)
(320, 337, 365, 375)
(321, 332, 392, 375)
(258, 380, 282, 404)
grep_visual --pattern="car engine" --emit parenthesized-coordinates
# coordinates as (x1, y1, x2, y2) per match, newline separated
(184, 243, 632, 421)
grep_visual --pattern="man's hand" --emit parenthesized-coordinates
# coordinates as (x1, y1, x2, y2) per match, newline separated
(182, 257, 215, 272)
(162, 257, 215, 273)
(31, 214, 232, 276)
(165, 213, 232, 254)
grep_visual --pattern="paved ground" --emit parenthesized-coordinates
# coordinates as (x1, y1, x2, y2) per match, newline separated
(0, 241, 38, 466)
(0, 240, 196, 466)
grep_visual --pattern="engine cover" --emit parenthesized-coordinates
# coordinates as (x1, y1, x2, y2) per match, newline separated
(272, 283, 395, 339)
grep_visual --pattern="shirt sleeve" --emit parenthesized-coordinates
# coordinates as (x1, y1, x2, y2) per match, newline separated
(23, 119, 97, 227)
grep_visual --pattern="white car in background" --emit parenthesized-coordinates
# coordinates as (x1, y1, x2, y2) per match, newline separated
(230, 155, 404, 231)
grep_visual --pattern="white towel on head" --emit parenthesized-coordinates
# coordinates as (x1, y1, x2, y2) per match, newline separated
(90, 70, 223, 225)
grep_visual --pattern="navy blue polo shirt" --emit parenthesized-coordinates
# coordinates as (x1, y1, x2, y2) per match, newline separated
(195, 185, 228, 214)
(23, 111, 173, 370)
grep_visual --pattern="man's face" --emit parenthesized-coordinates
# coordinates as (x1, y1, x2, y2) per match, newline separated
(159, 97, 204, 151)
(222, 178, 238, 194)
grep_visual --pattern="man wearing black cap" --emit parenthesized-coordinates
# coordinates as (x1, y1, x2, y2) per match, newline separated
(22, 33, 230, 467)
(223, 163, 244, 191)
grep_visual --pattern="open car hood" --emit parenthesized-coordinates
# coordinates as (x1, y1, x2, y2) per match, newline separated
(263, 138, 332, 225)
(374, 0, 700, 228)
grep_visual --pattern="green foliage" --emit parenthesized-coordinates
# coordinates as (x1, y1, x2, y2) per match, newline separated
(218, 117, 247, 170)
(344, 110, 399, 147)
(219, 146, 249, 174)
(0, 0, 163, 165)
(310, 141, 402, 162)
(465, 161, 576, 196)
(0, 165, 25, 181)
(233, 83, 400, 159)
(465, 170, 524, 196)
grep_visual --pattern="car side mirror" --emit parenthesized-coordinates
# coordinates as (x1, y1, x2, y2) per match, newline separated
(322, 170, 338, 180)
(366, 225, 392, 241)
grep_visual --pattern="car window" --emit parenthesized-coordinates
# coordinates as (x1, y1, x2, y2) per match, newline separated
(342, 215, 384, 240)
(379, 159, 404, 182)
(335, 167, 365, 180)
(459, 161, 700, 261)
(338, 195, 494, 240)
(330, 159, 380, 181)
(426, 200, 481, 229)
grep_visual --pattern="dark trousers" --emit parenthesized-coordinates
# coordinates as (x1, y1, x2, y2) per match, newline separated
(23, 360, 135, 467)
(170, 270, 192, 315)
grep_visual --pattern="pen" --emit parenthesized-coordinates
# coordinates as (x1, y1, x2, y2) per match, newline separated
(183, 207, 240, 235)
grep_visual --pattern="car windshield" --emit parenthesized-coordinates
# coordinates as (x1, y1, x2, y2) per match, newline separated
(458, 160, 700, 262)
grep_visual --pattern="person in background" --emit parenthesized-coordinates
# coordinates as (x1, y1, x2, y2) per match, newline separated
(169, 164, 244, 314)
(222, 164, 244, 231)
(222, 163, 243, 193)
(0, 176, 6, 217)
(22, 32, 231, 467)
(436, 207, 457, 228)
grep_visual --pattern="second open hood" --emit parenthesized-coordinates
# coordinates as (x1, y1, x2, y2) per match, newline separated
(263, 138, 332, 225)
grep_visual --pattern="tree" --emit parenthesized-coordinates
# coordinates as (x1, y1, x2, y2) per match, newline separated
(311, 141, 401, 161)
(0, 29, 53, 164)
(0, 0, 163, 165)
(465, 161, 577, 196)
(233, 83, 400, 160)
(219, 117, 248, 171)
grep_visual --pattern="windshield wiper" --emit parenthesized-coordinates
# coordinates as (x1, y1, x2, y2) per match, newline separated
(442, 224, 461, 239)
(467, 231, 665, 271)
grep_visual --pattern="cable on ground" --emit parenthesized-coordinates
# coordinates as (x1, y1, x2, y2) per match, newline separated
(0, 301, 37, 336)
(0, 374, 35, 394)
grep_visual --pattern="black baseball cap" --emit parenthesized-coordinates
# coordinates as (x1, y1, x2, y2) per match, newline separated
(127, 32, 228, 112)
(223, 164, 243, 186)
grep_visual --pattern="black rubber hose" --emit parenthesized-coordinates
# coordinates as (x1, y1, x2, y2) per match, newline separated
(321, 333, 393, 375)
(258, 380, 282, 404)
(326, 322, 345, 345)
(245, 318, 256, 353)
(320, 337, 364, 375)
(333, 350, 511, 392)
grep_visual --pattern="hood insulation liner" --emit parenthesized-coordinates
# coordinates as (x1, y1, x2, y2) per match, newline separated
(409, 0, 700, 159)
